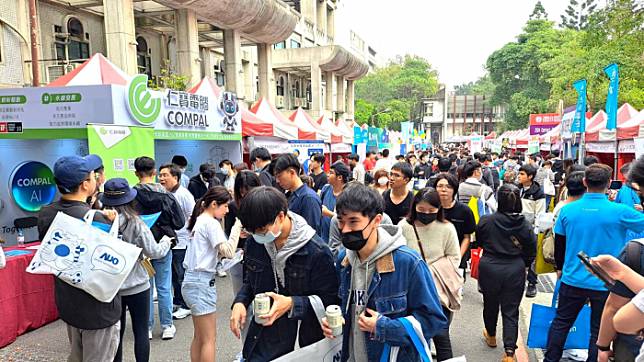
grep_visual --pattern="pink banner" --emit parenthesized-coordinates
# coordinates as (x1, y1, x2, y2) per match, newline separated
(530, 124, 557, 135)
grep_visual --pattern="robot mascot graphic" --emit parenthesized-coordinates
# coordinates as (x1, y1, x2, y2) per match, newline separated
(219, 91, 240, 133)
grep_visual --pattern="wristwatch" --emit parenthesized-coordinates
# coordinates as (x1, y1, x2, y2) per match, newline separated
(596, 344, 611, 352)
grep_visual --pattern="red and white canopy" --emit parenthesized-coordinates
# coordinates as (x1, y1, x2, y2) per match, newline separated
(485, 131, 497, 140)
(188, 77, 223, 98)
(585, 103, 638, 142)
(47, 53, 130, 87)
(335, 119, 354, 144)
(539, 124, 561, 144)
(289, 108, 329, 142)
(316, 116, 344, 144)
(617, 109, 644, 140)
(247, 98, 298, 140)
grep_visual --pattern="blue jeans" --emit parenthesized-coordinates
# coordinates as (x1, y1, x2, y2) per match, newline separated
(544, 282, 608, 362)
(149, 251, 173, 330)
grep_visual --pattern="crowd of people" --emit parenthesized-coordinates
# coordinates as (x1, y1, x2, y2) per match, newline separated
(3, 144, 644, 362)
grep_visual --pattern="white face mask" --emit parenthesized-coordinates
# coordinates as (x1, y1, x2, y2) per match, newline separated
(378, 177, 389, 186)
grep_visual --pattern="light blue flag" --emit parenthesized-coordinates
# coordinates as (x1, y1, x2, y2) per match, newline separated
(604, 63, 619, 130)
(571, 79, 587, 133)
(90, 212, 161, 233)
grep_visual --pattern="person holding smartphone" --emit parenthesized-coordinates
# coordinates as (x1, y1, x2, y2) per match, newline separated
(544, 164, 644, 362)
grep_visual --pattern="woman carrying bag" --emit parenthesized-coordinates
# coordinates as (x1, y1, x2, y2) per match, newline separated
(398, 187, 461, 361)
(475, 183, 536, 362)
(100, 178, 172, 362)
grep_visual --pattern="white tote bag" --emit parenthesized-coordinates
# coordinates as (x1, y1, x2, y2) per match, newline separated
(272, 295, 343, 362)
(26, 211, 142, 302)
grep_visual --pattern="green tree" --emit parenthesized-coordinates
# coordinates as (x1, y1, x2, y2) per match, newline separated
(355, 55, 439, 130)
(560, 0, 598, 30)
(530, 1, 549, 20)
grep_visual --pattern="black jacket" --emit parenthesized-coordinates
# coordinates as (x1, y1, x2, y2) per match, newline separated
(474, 212, 536, 266)
(520, 181, 545, 201)
(188, 174, 220, 200)
(134, 183, 185, 242)
(258, 164, 277, 188)
(414, 163, 432, 179)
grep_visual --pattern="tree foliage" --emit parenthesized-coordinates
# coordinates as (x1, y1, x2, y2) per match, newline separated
(355, 55, 439, 130)
(560, 0, 598, 30)
(530, 1, 549, 20)
(480, 0, 643, 130)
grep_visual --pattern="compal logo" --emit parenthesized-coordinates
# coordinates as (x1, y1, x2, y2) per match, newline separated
(127, 74, 161, 125)
(9, 161, 56, 212)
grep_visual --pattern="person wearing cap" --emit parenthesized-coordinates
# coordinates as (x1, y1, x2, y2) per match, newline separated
(319, 162, 350, 244)
(133, 156, 185, 341)
(171, 155, 190, 189)
(83, 154, 105, 209)
(100, 178, 172, 362)
(37, 155, 121, 362)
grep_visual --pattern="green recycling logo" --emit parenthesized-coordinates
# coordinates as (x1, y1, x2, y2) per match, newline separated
(127, 74, 161, 125)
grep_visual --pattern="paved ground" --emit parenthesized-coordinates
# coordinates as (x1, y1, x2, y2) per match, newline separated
(0, 273, 553, 361)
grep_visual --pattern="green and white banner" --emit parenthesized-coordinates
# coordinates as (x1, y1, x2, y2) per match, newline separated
(87, 124, 155, 185)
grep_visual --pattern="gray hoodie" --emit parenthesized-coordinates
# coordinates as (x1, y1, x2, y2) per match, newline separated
(345, 224, 406, 362)
(264, 212, 317, 289)
(119, 214, 171, 296)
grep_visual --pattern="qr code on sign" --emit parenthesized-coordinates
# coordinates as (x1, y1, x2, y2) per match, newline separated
(127, 159, 135, 171)
(113, 159, 124, 171)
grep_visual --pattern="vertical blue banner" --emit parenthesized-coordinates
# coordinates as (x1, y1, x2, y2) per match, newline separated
(604, 63, 619, 130)
(571, 79, 587, 133)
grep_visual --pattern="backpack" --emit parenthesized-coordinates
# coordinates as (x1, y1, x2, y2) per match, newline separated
(624, 239, 644, 274)
(467, 187, 491, 224)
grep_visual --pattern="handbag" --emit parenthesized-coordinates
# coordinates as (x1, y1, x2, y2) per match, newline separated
(413, 225, 463, 311)
(527, 281, 591, 349)
(140, 257, 155, 277)
(380, 316, 432, 362)
(272, 295, 342, 362)
(470, 247, 483, 279)
(27, 211, 142, 303)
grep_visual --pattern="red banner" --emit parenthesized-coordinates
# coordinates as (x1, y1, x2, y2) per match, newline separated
(529, 113, 561, 126)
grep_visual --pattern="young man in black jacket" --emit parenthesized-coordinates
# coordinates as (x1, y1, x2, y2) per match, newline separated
(134, 157, 185, 340)
(250, 147, 276, 188)
(188, 163, 219, 200)
(38, 155, 121, 361)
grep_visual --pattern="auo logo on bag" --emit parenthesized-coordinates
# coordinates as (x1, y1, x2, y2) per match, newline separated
(127, 74, 161, 126)
(323, 349, 342, 362)
(92, 245, 127, 274)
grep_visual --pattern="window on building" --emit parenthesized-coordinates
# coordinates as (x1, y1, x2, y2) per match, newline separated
(136, 36, 151, 77)
(306, 83, 311, 104)
(290, 39, 301, 48)
(274, 41, 286, 50)
(215, 59, 225, 87)
(295, 80, 300, 98)
(66, 18, 89, 61)
(276, 76, 285, 96)
(424, 103, 433, 117)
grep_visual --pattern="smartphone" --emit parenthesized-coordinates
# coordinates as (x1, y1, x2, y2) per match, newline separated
(609, 180, 623, 190)
(577, 251, 615, 288)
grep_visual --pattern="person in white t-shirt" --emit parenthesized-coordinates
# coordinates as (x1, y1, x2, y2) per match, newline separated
(374, 148, 394, 173)
(182, 186, 236, 362)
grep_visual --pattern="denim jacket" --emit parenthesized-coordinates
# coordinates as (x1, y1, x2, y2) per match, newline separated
(233, 233, 339, 361)
(337, 245, 447, 362)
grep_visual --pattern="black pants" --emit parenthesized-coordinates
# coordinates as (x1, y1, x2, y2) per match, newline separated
(478, 255, 526, 352)
(433, 305, 453, 361)
(544, 282, 608, 362)
(114, 289, 151, 362)
(171, 248, 188, 309)
(527, 259, 538, 285)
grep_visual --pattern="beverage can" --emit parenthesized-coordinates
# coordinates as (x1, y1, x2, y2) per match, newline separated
(254, 293, 271, 325)
(326, 305, 343, 337)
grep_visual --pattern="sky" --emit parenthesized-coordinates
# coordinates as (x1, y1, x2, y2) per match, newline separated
(341, 0, 571, 88)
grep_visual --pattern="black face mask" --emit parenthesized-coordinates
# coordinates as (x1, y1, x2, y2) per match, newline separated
(341, 218, 375, 251)
(417, 212, 438, 225)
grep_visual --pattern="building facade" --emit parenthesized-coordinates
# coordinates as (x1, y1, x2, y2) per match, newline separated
(422, 90, 506, 143)
(0, 0, 374, 121)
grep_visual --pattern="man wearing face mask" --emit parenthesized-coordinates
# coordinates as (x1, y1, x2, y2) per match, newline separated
(321, 183, 447, 362)
(230, 187, 339, 361)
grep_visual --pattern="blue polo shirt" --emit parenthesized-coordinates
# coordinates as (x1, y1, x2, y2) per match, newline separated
(288, 184, 322, 234)
(555, 193, 644, 291)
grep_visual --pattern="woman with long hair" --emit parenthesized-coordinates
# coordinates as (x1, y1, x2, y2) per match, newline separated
(371, 169, 390, 195)
(182, 186, 236, 362)
(100, 178, 172, 362)
(476, 183, 536, 362)
(398, 187, 460, 361)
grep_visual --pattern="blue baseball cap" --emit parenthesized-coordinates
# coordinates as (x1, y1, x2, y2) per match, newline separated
(53, 155, 103, 193)
(100, 178, 137, 206)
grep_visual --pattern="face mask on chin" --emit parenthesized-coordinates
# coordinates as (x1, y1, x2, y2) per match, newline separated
(341, 218, 376, 251)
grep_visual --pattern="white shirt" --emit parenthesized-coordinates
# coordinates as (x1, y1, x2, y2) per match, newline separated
(375, 157, 394, 173)
(0, 246, 5, 269)
(172, 186, 196, 249)
(352, 163, 366, 184)
(183, 214, 227, 272)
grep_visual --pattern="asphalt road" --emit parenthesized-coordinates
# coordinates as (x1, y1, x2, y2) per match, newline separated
(0, 273, 544, 361)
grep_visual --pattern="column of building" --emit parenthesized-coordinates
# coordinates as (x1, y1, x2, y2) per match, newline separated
(175, 8, 201, 87)
(223, 29, 242, 99)
(104, 0, 137, 75)
(257, 44, 274, 103)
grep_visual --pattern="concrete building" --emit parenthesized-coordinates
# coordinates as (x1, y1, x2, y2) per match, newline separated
(0, 0, 372, 121)
(422, 89, 506, 143)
